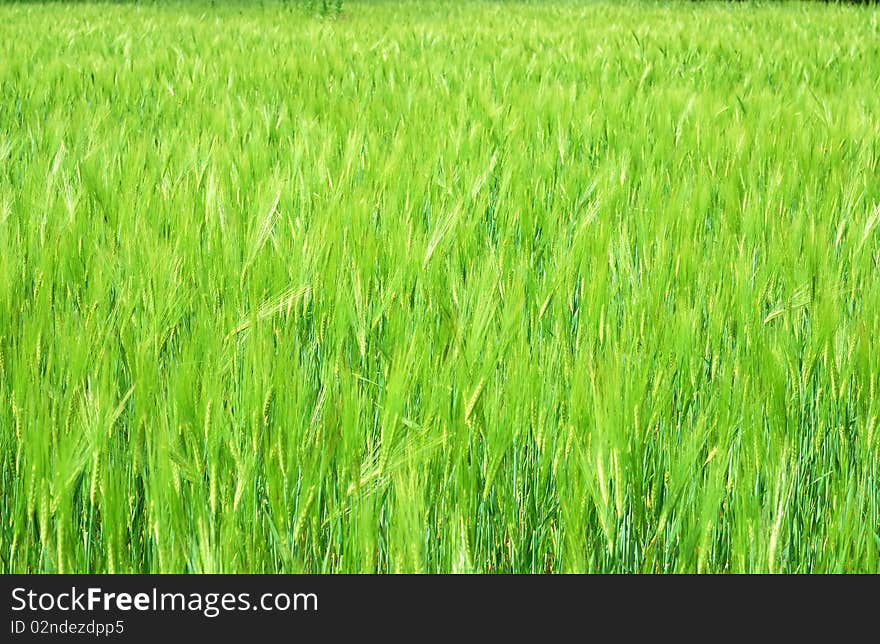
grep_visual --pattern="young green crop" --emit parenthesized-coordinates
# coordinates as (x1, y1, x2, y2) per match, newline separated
(1, 0, 879, 573)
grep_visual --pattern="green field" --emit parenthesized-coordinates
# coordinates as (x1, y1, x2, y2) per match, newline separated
(2, 0, 880, 573)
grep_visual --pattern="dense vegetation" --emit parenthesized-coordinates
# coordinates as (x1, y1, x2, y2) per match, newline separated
(2, 1, 879, 573)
